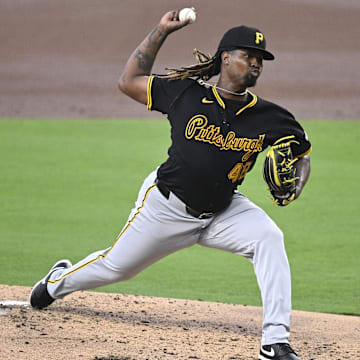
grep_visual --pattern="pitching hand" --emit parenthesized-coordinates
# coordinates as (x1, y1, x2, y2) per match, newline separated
(158, 9, 196, 35)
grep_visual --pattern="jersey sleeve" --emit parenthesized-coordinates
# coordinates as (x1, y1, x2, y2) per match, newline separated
(147, 76, 193, 114)
(269, 106, 312, 158)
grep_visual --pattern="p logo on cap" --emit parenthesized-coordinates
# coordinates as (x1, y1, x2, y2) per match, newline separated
(255, 32, 264, 44)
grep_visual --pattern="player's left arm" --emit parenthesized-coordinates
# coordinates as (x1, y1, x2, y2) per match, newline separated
(293, 154, 311, 199)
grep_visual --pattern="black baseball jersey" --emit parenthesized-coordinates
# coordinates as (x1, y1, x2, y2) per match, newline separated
(147, 76, 312, 213)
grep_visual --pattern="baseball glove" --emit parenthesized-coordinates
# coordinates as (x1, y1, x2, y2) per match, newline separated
(263, 137, 300, 206)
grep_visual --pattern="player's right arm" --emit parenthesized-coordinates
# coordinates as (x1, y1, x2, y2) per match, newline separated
(118, 10, 190, 105)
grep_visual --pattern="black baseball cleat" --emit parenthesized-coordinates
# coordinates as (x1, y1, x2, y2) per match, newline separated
(258, 343, 301, 360)
(29, 259, 72, 309)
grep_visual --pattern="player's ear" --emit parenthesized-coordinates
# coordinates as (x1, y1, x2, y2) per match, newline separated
(221, 51, 231, 65)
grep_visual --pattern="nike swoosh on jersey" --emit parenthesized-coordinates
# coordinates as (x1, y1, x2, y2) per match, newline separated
(201, 97, 214, 104)
(259, 346, 275, 358)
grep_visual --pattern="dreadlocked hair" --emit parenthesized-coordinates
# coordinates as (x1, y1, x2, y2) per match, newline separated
(156, 49, 221, 81)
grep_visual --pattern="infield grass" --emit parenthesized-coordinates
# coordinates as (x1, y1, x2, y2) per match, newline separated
(0, 119, 359, 315)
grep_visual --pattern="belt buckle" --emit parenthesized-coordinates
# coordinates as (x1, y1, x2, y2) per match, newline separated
(198, 212, 214, 219)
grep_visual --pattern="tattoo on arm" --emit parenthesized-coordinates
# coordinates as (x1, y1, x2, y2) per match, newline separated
(147, 27, 158, 48)
(147, 26, 166, 48)
(134, 26, 167, 73)
(135, 49, 153, 72)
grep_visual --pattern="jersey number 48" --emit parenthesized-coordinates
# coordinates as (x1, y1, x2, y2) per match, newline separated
(228, 161, 253, 183)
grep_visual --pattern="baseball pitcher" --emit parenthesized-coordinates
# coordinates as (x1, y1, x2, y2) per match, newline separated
(30, 8, 311, 360)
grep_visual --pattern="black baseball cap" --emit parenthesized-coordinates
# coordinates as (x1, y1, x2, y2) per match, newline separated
(216, 25, 275, 60)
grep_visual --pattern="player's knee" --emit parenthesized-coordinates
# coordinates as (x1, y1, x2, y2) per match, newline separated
(259, 220, 284, 247)
(116, 271, 137, 282)
(103, 262, 141, 283)
(93, 259, 132, 283)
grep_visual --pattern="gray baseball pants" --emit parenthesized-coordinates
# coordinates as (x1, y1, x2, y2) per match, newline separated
(47, 170, 292, 345)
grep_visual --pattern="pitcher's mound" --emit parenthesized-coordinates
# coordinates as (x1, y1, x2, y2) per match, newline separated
(0, 285, 359, 359)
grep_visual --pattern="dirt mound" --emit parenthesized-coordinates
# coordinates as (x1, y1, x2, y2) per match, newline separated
(1, 285, 359, 359)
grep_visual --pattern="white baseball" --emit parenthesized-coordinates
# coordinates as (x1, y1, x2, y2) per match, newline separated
(179, 8, 196, 24)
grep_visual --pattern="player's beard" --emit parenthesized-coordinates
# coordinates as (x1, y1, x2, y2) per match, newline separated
(244, 73, 259, 88)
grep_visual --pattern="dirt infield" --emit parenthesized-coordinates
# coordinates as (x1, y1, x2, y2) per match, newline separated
(1, 0, 360, 120)
(1, 285, 359, 360)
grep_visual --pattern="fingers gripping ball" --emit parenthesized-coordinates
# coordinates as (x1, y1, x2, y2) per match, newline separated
(179, 8, 197, 24)
(263, 137, 300, 206)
